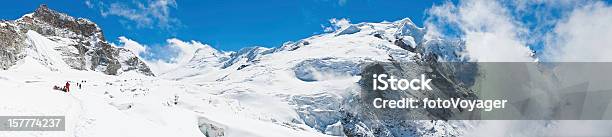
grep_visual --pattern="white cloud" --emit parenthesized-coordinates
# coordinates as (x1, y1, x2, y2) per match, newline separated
(426, 0, 534, 62)
(338, 0, 347, 6)
(86, 0, 179, 29)
(427, 0, 612, 62)
(115, 37, 214, 75)
(84, 0, 94, 8)
(165, 38, 212, 65)
(118, 36, 147, 56)
(322, 18, 351, 33)
(330, 18, 350, 28)
(543, 2, 612, 62)
(426, 1, 612, 136)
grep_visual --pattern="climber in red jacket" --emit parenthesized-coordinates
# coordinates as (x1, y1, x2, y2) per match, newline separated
(65, 82, 70, 92)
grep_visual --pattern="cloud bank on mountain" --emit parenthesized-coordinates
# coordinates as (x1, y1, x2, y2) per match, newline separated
(116, 37, 213, 75)
(425, 0, 612, 62)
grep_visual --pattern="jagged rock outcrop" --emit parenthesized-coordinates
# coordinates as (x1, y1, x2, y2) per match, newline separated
(0, 22, 26, 70)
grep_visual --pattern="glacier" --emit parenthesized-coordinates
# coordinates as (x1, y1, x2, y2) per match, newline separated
(0, 4, 485, 137)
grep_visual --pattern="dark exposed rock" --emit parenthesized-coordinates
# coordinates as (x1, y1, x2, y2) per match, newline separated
(32, 4, 101, 39)
(337, 61, 477, 136)
(237, 64, 249, 70)
(89, 42, 121, 75)
(0, 23, 26, 70)
(118, 48, 155, 76)
(373, 33, 383, 39)
(393, 38, 416, 52)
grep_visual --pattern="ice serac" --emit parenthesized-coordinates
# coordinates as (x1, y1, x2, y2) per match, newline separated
(0, 4, 154, 76)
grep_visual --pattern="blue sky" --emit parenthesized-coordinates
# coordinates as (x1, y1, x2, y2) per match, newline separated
(0, 0, 445, 51)
(2, 0, 611, 62)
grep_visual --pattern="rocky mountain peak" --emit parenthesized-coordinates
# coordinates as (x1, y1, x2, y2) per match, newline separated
(29, 4, 102, 40)
(0, 4, 154, 76)
(34, 4, 51, 14)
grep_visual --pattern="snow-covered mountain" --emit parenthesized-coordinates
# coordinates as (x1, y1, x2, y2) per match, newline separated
(153, 18, 471, 136)
(0, 5, 472, 137)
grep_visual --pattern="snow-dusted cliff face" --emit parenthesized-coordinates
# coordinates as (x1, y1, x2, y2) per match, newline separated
(0, 5, 473, 137)
(0, 4, 154, 76)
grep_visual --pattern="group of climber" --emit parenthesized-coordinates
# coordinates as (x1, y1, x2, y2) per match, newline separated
(53, 80, 84, 92)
